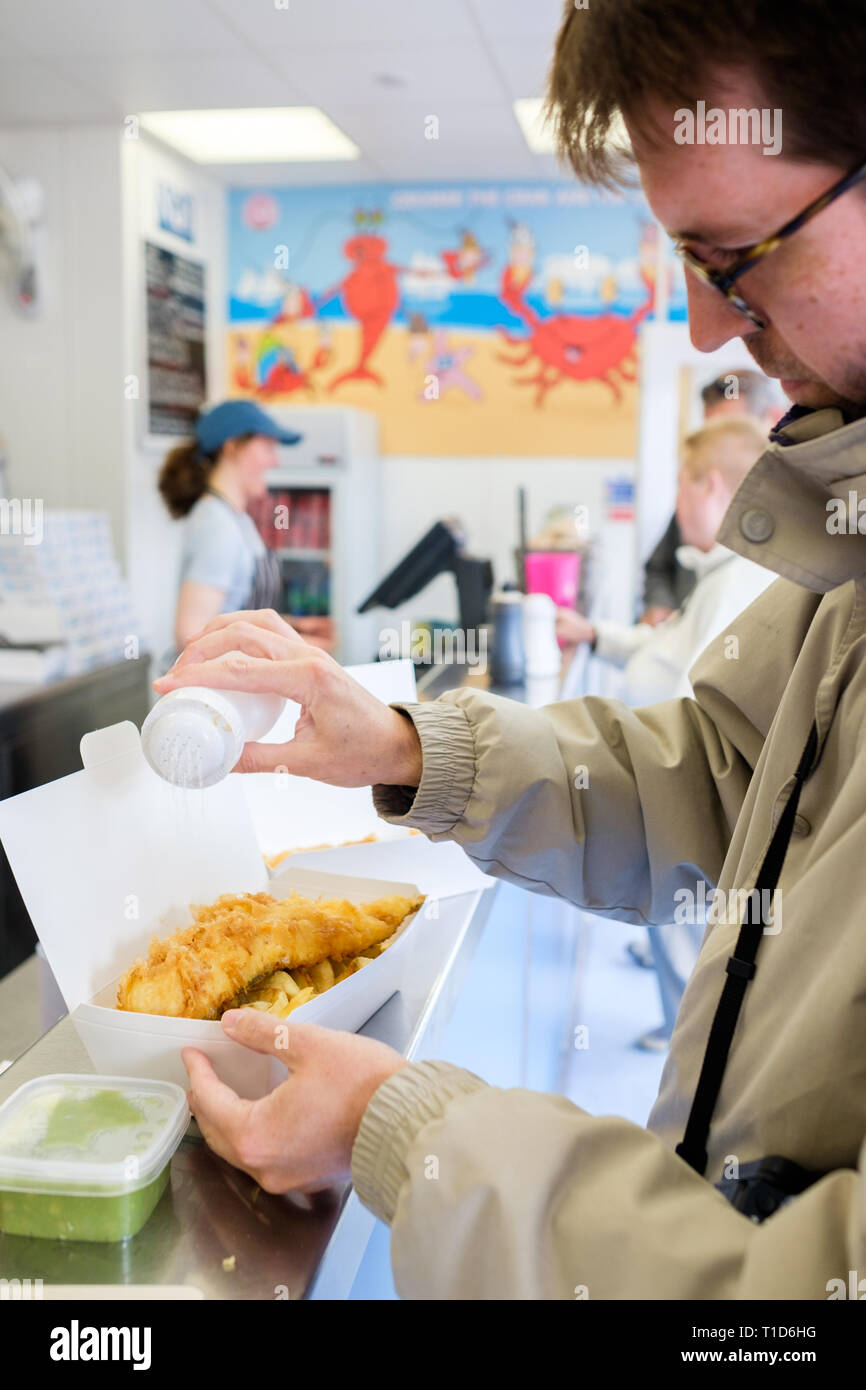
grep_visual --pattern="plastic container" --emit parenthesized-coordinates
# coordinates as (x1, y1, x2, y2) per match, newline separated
(0, 1074, 189, 1242)
(524, 550, 581, 609)
(522, 592, 562, 678)
(490, 589, 525, 686)
(141, 686, 285, 788)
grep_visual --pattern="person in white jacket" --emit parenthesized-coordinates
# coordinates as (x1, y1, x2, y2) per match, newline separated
(557, 415, 775, 1046)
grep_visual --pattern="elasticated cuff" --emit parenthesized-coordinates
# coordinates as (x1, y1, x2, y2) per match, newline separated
(351, 1060, 488, 1225)
(371, 700, 477, 834)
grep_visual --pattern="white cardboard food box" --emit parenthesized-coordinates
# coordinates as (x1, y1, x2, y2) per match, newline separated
(242, 657, 496, 899)
(241, 657, 421, 859)
(0, 720, 426, 1098)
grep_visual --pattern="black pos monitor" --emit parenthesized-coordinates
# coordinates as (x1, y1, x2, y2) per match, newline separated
(357, 519, 493, 635)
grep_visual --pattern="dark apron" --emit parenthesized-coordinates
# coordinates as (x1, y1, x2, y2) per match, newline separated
(206, 487, 282, 611)
(247, 546, 283, 611)
(160, 492, 283, 675)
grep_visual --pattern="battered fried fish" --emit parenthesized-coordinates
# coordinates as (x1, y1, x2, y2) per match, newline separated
(116, 890, 425, 1020)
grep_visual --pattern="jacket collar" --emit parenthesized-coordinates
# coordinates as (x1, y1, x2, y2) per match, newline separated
(717, 406, 866, 592)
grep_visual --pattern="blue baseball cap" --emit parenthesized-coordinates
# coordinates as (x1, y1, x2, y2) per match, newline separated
(194, 400, 302, 454)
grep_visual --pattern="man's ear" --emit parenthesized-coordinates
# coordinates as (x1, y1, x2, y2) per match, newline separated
(707, 467, 728, 498)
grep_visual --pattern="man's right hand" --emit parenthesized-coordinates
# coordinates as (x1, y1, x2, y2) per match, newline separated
(555, 607, 596, 648)
(638, 605, 674, 627)
(152, 609, 423, 789)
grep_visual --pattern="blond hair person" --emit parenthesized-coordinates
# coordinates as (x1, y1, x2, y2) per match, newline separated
(557, 416, 775, 706)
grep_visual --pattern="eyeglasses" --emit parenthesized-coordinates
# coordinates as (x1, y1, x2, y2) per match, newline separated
(673, 156, 866, 330)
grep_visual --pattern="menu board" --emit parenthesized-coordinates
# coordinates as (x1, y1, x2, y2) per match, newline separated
(145, 241, 207, 437)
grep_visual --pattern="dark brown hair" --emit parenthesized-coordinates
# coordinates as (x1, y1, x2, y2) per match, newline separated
(545, 0, 866, 187)
(157, 433, 256, 519)
(157, 440, 216, 519)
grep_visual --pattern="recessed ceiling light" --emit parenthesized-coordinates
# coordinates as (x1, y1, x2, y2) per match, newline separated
(138, 107, 360, 164)
(514, 97, 631, 158)
(513, 97, 557, 154)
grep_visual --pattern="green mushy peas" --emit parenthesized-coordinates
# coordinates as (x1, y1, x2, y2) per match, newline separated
(0, 1075, 188, 1243)
(0, 1166, 170, 1241)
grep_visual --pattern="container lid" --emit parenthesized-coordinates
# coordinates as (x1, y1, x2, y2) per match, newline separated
(141, 702, 237, 788)
(0, 1074, 189, 1196)
(141, 690, 244, 789)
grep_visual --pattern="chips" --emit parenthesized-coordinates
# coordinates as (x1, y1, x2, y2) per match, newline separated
(263, 828, 421, 870)
(230, 936, 393, 1019)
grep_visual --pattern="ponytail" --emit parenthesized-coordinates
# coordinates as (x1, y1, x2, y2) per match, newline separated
(157, 440, 215, 519)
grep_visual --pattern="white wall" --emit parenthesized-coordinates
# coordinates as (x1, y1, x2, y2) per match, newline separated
(380, 455, 635, 630)
(0, 126, 125, 551)
(121, 136, 226, 667)
(636, 321, 771, 561)
(0, 126, 226, 673)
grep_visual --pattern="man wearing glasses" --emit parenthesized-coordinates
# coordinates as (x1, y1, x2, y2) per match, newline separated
(167, 1, 866, 1298)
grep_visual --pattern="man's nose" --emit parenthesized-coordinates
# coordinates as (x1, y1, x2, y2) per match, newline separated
(685, 275, 757, 353)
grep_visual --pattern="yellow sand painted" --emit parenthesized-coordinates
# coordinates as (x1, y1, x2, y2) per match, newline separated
(227, 322, 639, 458)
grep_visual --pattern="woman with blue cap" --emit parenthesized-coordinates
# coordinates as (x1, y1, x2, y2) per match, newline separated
(158, 400, 314, 656)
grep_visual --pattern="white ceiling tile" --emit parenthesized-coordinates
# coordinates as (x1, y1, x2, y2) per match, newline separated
(0, 0, 571, 181)
(208, 0, 478, 48)
(73, 54, 304, 115)
(268, 40, 504, 107)
(0, 0, 242, 58)
(489, 39, 557, 100)
(468, 0, 566, 42)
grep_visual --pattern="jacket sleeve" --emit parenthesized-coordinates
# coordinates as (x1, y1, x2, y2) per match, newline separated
(374, 688, 757, 927)
(591, 617, 654, 669)
(351, 1060, 864, 1299)
(372, 576, 809, 926)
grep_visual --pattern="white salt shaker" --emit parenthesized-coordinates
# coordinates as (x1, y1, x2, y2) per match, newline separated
(141, 686, 285, 788)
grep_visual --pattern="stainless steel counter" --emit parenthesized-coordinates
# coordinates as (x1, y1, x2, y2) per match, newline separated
(0, 883, 497, 1300)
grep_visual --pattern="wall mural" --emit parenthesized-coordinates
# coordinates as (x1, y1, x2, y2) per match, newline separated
(227, 181, 669, 456)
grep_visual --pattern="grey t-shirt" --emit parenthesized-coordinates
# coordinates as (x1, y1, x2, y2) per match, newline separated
(180, 493, 266, 612)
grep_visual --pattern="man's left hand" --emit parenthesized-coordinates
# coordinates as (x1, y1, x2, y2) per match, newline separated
(183, 1011, 407, 1193)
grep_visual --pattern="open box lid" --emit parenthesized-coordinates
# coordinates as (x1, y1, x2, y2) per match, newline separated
(241, 658, 420, 856)
(0, 721, 267, 1012)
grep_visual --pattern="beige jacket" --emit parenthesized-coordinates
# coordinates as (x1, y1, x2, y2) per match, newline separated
(351, 405, 866, 1300)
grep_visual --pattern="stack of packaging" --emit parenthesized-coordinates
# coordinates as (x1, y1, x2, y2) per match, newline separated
(0, 511, 144, 682)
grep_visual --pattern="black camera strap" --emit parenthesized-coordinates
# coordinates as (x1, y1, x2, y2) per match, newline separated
(675, 720, 819, 1177)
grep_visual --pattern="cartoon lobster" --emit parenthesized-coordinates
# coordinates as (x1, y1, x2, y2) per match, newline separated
(315, 210, 401, 392)
(496, 224, 655, 406)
